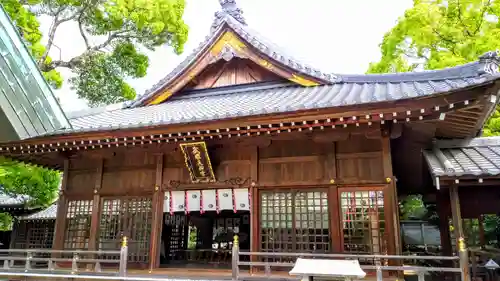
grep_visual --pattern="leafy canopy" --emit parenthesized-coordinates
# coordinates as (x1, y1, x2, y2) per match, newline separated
(0, 157, 60, 230)
(3, 0, 189, 107)
(368, 0, 500, 135)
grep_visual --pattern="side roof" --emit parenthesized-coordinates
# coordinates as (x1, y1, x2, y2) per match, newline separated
(0, 5, 71, 141)
(19, 203, 57, 221)
(423, 136, 500, 178)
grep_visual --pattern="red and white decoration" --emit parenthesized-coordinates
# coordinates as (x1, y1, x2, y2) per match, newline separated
(163, 188, 250, 214)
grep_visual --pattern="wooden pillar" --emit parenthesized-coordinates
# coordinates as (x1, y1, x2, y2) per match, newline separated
(478, 215, 485, 248)
(88, 158, 103, 252)
(449, 185, 470, 281)
(328, 142, 341, 252)
(381, 135, 400, 255)
(9, 219, 19, 249)
(52, 158, 69, 253)
(437, 191, 452, 256)
(149, 153, 164, 271)
(328, 185, 341, 252)
(250, 146, 259, 272)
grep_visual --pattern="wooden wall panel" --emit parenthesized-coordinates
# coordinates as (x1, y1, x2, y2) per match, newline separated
(259, 156, 324, 185)
(101, 169, 156, 194)
(66, 171, 95, 194)
(212, 145, 252, 181)
(63, 133, 387, 192)
(336, 135, 381, 153)
(215, 160, 251, 181)
(97, 151, 157, 195)
(162, 167, 190, 184)
(259, 140, 329, 158)
(184, 58, 283, 90)
(336, 152, 383, 183)
(257, 140, 331, 185)
(335, 136, 383, 183)
(104, 150, 156, 169)
(68, 156, 96, 170)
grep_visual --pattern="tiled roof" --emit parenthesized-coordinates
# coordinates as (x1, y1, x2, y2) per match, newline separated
(0, 6, 71, 141)
(131, 0, 339, 107)
(0, 193, 29, 206)
(423, 136, 500, 178)
(19, 203, 57, 220)
(54, 71, 498, 135)
(132, 0, 500, 108)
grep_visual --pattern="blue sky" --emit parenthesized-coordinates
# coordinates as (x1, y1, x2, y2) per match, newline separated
(39, 0, 413, 112)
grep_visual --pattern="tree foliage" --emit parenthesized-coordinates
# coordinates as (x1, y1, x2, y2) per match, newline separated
(2, 0, 189, 107)
(399, 194, 427, 220)
(0, 157, 60, 230)
(368, 0, 500, 135)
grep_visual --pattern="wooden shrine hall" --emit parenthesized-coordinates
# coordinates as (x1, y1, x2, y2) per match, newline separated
(2, 0, 500, 272)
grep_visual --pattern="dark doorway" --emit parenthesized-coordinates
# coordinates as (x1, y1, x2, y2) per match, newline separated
(159, 210, 250, 268)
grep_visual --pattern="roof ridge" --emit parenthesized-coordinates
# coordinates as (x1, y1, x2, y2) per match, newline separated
(433, 136, 500, 149)
(67, 102, 128, 120)
(218, 0, 246, 25)
(340, 51, 500, 83)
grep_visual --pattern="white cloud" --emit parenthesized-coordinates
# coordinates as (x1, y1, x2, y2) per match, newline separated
(38, 0, 412, 113)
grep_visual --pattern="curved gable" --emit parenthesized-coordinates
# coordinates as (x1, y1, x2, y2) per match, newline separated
(133, 2, 338, 107)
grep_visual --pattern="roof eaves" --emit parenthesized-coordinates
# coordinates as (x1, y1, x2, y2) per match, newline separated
(33, 75, 496, 138)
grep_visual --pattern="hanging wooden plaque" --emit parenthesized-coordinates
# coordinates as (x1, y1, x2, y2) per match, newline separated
(179, 141, 216, 183)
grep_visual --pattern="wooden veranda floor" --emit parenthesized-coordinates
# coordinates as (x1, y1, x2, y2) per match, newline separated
(127, 268, 399, 281)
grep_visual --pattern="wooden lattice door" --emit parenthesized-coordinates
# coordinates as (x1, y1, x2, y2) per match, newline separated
(260, 190, 331, 263)
(339, 189, 387, 257)
(99, 197, 152, 263)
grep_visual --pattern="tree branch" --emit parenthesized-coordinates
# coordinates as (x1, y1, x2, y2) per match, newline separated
(456, 0, 473, 37)
(44, 56, 83, 71)
(432, 28, 458, 56)
(89, 30, 130, 51)
(39, 7, 82, 65)
(78, 14, 90, 50)
(472, 0, 492, 35)
(39, 9, 64, 64)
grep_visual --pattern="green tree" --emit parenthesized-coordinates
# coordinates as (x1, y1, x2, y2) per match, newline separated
(400, 194, 427, 220)
(0, 157, 60, 230)
(368, 0, 500, 135)
(3, 0, 189, 107)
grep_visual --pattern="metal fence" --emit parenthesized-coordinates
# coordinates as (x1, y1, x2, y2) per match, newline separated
(230, 236, 464, 281)
(0, 235, 475, 281)
(0, 237, 128, 278)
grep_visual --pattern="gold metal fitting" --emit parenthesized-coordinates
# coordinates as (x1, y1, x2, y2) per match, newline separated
(155, 185, 159, 191)
(233, 235, 239, 247)
(329, 179, 335, 184)
(94, 189, 98, 194)
(122, 236, 128, 247)
(458, 237, 466, 252)
(385, 177, 392, 183)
